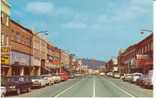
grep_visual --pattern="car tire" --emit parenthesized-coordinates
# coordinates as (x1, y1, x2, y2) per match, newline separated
(17, 89, 21, 95)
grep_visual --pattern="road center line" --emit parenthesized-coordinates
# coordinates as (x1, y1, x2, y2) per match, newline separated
(93, 77, 95, 97)
(54, 79, 83, 97)
(107, 79, 135, 97)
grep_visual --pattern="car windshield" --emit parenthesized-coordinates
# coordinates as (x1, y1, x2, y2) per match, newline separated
(134, 74, 141, 76)
(10, 77, 25, 82)
(31, 76, 41, 79)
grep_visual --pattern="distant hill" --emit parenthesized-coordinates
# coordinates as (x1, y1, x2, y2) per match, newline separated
(81, 58, 105, 69)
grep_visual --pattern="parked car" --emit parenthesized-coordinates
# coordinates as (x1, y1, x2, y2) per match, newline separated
(120, 73, 125, 80)
(74, 73, 83, 78)
(122, 74, 133, 82)
(136, 74, 145, 86)
(59, 72, 69, 81)
(2, 76, 32, 95)
(99, 72, 105, 76)
(142, 76, 153, 88)
(142, 70, 153, 89)
(113, 73, 120, 79)
(1, 86, 6, 97)
(131, 73, 143, 83)
(106, 72, 113, 77)
(31, 76, 47, 88)
(41, 74, 54, 85)
(52, 74, 61, 83)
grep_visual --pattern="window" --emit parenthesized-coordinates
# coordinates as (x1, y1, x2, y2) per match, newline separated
(6, 16, 9, 26)
(1, 34, 5, 46)
(1, 12, 4, 20)
(16, 32, 21, 42)
(151, 42, 153, 50)
(26, 37, 31, 46)
(6, 36, 9, 46)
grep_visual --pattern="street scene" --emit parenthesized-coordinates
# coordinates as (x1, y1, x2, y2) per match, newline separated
(0, 0, 154, 98)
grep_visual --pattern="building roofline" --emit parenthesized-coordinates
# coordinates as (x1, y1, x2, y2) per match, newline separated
(10, 19, 33, 34)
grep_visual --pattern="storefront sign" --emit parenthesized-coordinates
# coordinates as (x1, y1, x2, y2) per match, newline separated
(11, 51, 30, 66)
(1, 54, 10, 65)
(1, 47, 10, 53)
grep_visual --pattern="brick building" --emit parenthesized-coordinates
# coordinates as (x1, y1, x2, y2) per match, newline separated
(60, 50, 69, 68)
(118, 33, 153, 74)
(1, 0, 11, 76)
(1, 18, 33, 76)
(118, 44, 137, 74)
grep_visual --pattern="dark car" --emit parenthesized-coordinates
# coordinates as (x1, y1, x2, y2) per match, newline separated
(142, 75, 153, 89)
(136, 74, 145, 86)
(2, 76, 32, 95)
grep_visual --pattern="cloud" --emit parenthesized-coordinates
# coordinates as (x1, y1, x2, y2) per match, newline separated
(26, 1, 55, 15)
(26, 1, 74, 17)
(62, 14, 89, 29)
(62, 21, 87, 29)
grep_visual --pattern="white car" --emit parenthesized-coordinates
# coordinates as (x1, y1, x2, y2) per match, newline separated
(31, 76, 47, 87)
(1, 86, 6, 97)
(52, 75, 61, 83)
(113, 73, 120, 78)
(99, 72, 105, 76)
(107, 72, 113, 77)
(41, 75, 55, 85)
(132, 73, 143, 83)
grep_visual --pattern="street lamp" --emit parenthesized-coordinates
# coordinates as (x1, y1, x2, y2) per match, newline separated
(34, 31, 48, 36)
(140, 29, 153, 34)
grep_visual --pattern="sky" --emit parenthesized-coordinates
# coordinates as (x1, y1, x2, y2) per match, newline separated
(9, 0, 153, 61)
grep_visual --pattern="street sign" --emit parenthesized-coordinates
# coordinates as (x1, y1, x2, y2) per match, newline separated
(1, 54, 10, 65)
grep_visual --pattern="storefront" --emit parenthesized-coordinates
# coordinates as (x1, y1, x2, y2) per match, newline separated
(134, 54, 153, 74)
(1, 47, 12, 76)
(31, 57, 41, 76)
(11, 51, 32, 76)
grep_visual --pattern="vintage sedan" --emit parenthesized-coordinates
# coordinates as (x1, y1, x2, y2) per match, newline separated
(2, 76, 32, 95)
(122, 74, 133, 82)
(41, 75, 55, 85)
(31, 76, 47, 88)
(131, 73, 143, 83)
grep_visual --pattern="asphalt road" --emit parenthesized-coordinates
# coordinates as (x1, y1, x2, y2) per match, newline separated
(12, 75, 153, 97)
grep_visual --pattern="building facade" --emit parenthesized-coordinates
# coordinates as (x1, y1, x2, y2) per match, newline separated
(1, 0, 11, 76)
(1, 19, 33, 76)
(60, 50, 70, 69)
(118, 34, 153, 74)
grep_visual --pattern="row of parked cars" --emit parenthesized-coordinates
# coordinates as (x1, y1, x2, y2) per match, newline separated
(106, 70, 153, 89)
(1, 72, 72, 97)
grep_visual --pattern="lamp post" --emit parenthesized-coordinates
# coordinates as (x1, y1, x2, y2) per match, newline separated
(140, 29, 153, 34)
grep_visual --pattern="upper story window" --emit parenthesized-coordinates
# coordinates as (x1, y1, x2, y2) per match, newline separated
(15, 32, 21, 42)
(1, 12, 9, 26)
(151, 42, 153, 50)
(1, 34, 5, 46)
